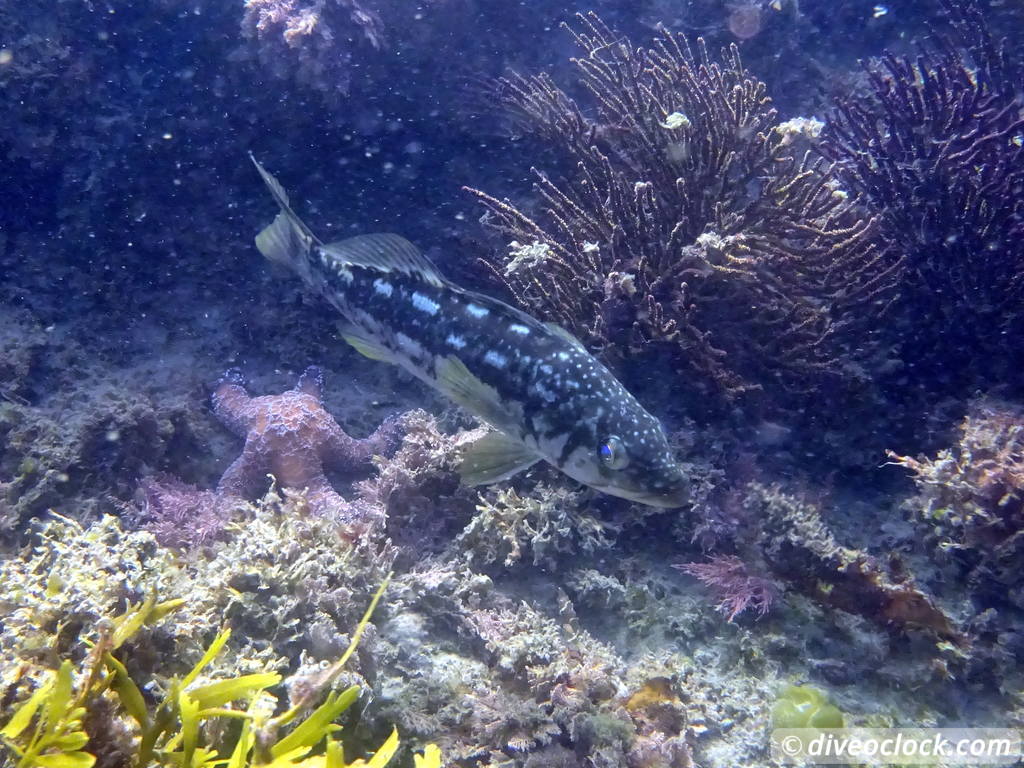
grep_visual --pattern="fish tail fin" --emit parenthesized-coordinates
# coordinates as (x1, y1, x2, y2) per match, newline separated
(250, 153, 321, 271)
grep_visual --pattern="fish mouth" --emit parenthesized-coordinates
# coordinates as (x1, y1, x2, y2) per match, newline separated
(640, 486, 689, 508)
(601, 482, 689, 508)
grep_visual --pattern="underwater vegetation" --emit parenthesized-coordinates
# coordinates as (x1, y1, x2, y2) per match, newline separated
(469, 2, 1024, 436)
(672, 555, 776, 622)
(821, 0, 1024, 398)
(0, 575, 442, 767)
(470, 13, 884, 410)
(2, 0, 1024, 765)
(889, 399, 1024, 691)
(891, 400, 1024, 608)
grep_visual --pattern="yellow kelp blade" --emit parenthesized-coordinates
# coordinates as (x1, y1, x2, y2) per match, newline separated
(413, 744, 443, 768)
(345, 726, 399, 768)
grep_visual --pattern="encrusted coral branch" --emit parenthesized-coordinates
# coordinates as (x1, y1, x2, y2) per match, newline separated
(746, 483, 964, 645)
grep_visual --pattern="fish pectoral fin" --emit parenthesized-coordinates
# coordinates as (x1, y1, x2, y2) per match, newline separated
(435, 355, 511, 430)
(341, 327, 396, 363)
(459, 431, 541, 486)
(321, 233, 445, 287)
(545, 322, 587, 351)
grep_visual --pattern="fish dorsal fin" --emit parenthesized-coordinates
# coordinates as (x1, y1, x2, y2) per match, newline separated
(459, 430, 541, 486)
(435, 355, 513, 431)
(546, 322, 587, 351)
(321, 234, 444, 287)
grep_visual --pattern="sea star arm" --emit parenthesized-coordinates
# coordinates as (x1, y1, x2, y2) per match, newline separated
(212, 368, 255, 438)
(294, 365, 324, 399)
(322, 419, 375, 471)
(217, 441, 270, 498)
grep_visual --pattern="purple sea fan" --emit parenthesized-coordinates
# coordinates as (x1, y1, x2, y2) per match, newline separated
(674, 554, 777, 621)
(467, 13, 885, 409)
(820, 0, 1024, 393)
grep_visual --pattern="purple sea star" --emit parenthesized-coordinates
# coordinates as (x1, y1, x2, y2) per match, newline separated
(211, 365, 400, 526)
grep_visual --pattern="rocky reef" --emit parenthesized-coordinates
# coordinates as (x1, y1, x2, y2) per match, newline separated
(2, 0, 1023, 766)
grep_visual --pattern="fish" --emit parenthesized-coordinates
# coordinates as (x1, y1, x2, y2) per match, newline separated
(249, 154, 689, 507)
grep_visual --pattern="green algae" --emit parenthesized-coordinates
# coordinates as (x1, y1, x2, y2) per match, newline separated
(772, 685, 844, 729)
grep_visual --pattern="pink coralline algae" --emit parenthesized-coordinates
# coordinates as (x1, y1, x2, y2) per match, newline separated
(211, 366, 402, 523)
(138, 474, 236, 551)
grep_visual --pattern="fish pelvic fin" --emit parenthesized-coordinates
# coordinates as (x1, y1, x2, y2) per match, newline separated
(436, 355, 513, 431)
(460, 430, 541, 486)
(250, 153, 321, 271)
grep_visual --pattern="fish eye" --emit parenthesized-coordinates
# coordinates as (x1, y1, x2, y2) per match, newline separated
(599, 436, 630, 470)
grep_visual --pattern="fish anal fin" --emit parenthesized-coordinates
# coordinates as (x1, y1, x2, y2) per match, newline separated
(342, 329, 396, 363)
(321, 234, 444, 287)
(460, 431, 541, 486)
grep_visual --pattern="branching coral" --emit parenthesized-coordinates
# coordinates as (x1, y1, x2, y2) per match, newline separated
(820, 0, 1024, 392)
(355, 410, 481, 553)
(456, 484, 615, 569)
(889, 399, 1024, 607)
(468, 13, 886, 403)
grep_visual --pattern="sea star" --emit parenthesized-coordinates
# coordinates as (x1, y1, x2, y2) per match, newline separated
(211, 365, 400, 524)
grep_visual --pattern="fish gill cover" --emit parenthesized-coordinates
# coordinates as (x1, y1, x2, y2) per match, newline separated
(1, 1, 1023, 767)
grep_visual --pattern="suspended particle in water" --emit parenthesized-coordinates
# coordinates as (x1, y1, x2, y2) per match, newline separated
(727, 2, 763, 40)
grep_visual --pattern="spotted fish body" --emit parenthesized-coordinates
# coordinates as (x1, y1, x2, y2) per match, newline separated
(251, 156, 688, 507)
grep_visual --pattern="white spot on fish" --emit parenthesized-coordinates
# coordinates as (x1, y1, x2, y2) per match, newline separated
(484, 350, 508, 368)
(373, 279, 393, 297)
(534, 382, 558, 403)
(446, 333, 467, 349)
(411, 292, 440, 315)
(466, 303, 489, 318)
(557, 352, 569, 361)
(509, 323, 531, 335)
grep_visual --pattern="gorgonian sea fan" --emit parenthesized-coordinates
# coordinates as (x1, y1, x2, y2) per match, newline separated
(821, 0, 1024, 392)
